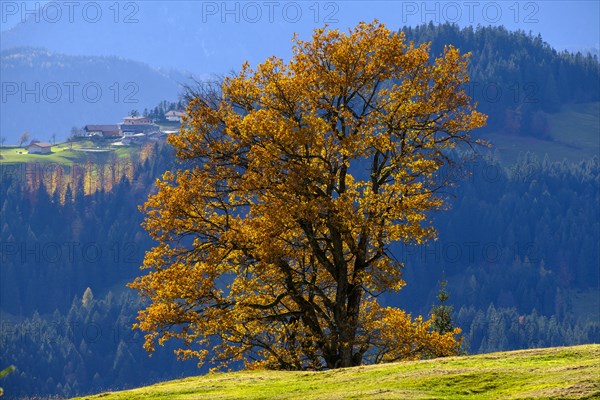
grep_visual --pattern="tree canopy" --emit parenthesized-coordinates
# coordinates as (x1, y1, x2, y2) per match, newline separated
(129, 20, 486, 370)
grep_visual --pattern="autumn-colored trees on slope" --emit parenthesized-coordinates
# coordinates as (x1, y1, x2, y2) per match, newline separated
(129, 21, 486, 370)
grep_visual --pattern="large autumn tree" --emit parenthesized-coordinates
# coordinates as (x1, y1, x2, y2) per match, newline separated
(129, 21, 487, 370)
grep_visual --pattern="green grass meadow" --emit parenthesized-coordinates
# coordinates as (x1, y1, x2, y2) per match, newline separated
(0, 140, 140, 165)
(73, 344, 600, 400)
(481, 102, 600, 164)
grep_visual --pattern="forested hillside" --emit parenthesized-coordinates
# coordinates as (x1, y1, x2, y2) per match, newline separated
(0, 24, 598, 399)
(403, 23, 600, 137)
(1, 149, 597, 398)
(0, 143, 205, 398)
(0, 143, 173, 315)
(397, 154, 600, 352)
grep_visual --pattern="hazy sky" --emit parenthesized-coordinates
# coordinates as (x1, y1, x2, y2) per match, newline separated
(1, 1, 598, 53)
(315, 1, 600, 52)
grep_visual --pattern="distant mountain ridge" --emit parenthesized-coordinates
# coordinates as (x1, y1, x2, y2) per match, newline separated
(0, 47, 189, 144)
(0, 1, 307, 72)
(2, 21, 598, 146)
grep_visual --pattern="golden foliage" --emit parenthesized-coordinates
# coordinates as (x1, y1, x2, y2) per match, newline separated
(129, 20, 486, 370)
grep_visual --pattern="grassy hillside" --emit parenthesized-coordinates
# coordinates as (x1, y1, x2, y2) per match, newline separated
(0, 140, 139, 165)
(481, 102, 600, 164)
(73, 344, 599, 400)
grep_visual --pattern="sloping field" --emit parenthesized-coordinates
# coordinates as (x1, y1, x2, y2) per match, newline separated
(74, 344, 600, 400)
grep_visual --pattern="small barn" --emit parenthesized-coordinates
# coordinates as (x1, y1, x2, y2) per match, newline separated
(27, 141, 52, 154)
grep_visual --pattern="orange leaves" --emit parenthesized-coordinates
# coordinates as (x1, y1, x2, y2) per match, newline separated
(363, 301, 462, 362)
(129, 19, 482, 370)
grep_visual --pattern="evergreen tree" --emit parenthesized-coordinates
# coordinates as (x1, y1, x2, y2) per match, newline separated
(431, 278, 457, 336)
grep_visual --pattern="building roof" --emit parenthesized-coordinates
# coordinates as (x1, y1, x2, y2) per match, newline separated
(123, 116, 150, 121)
(28, 141, 52, 148)
(84, 124, 120, 131)
(121, 123, 160, 134)
(166, 110, 185, 116)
